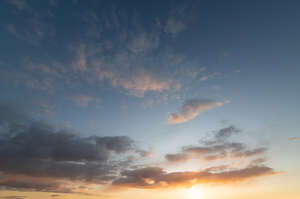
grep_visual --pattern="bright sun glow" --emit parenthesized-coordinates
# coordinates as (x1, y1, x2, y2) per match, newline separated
(188, 186, 204, 199)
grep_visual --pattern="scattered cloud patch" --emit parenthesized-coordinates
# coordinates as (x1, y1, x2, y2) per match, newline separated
(165, 126, 267, 163)
(288, 137, 300, 141)
(7, 0, 29, 10)
(0, 105, 276, 193)
(201, 125, 241, 145)
(72, 95, 101, 107)
(164, 18, 186, 36)
(113, 165, 275, 189)
(71, 43, 87, 72)
(165, 153, 189, 163)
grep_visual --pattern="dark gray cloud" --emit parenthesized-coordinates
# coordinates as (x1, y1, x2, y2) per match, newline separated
(165, 153, 189, 163)
(0, 176, 63, 193)
(0, 104, 142, 191)
(200, 125, 241, 145)
(0, 127, 134, 183)
(212, 125, 241, 142)
(0, 121, 134, 162)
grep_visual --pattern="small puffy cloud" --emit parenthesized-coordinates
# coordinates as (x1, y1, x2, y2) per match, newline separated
(215, 125, 241, 140)
(168, 99, 223, 124)
(165, 153, 189, 163)
(202, 125, 241, 145)
(72, 94, 100, 107)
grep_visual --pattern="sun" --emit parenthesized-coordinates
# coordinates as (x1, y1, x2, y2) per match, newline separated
(187, 186, 204, 199)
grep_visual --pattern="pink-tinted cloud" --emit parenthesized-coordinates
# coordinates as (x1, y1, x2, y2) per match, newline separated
(168, 99, 223, 124)
(72, 43, 87, 72)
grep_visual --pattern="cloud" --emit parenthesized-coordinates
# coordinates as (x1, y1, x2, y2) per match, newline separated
(128, 33, 160, 54)
(72, 94, 101, 107)
(165, 126, 267, 163)
(165, 153, 189, 163)
(214, 125, 241, 140)
(113, 165, 276, 189)
(168, 99, 223, 124)
(0, 104, 143, 191)
(201, 125, 241, 145)
(0, 121, 134, 171)
(0, 174, 65, 193)
(6, 17, 55, 45)
(118, 73, 174, 97)
(72, 43, 87, 72)
(288, 137, 300, 141)
(166, 143, 267, 163)
(0, 121, 134, 180)
(91, 58, 178, 97)
(0, 196, 26, 199)
(164, 18, 186, 36)
(1, 2, 214, 101)
(0, 106, 275, 193)
(7, 0, 29, 10)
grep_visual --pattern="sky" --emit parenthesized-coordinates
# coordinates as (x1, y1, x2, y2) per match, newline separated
(0, 0, 300, 199)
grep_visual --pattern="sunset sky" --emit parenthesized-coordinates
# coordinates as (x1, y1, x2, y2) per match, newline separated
(0, 0, 300, 199)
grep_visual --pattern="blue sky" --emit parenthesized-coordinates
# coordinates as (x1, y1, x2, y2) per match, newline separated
(0, 0, 299, 198)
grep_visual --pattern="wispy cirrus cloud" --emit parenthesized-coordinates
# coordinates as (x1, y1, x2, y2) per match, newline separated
(168, 99, 223, 124)
(1, 0, 206, 100)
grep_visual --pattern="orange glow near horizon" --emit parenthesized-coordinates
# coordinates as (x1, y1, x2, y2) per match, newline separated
(187, 186, 205, 199)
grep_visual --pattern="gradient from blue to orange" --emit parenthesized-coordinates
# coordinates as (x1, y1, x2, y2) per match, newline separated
(0, 0, 299, 199)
